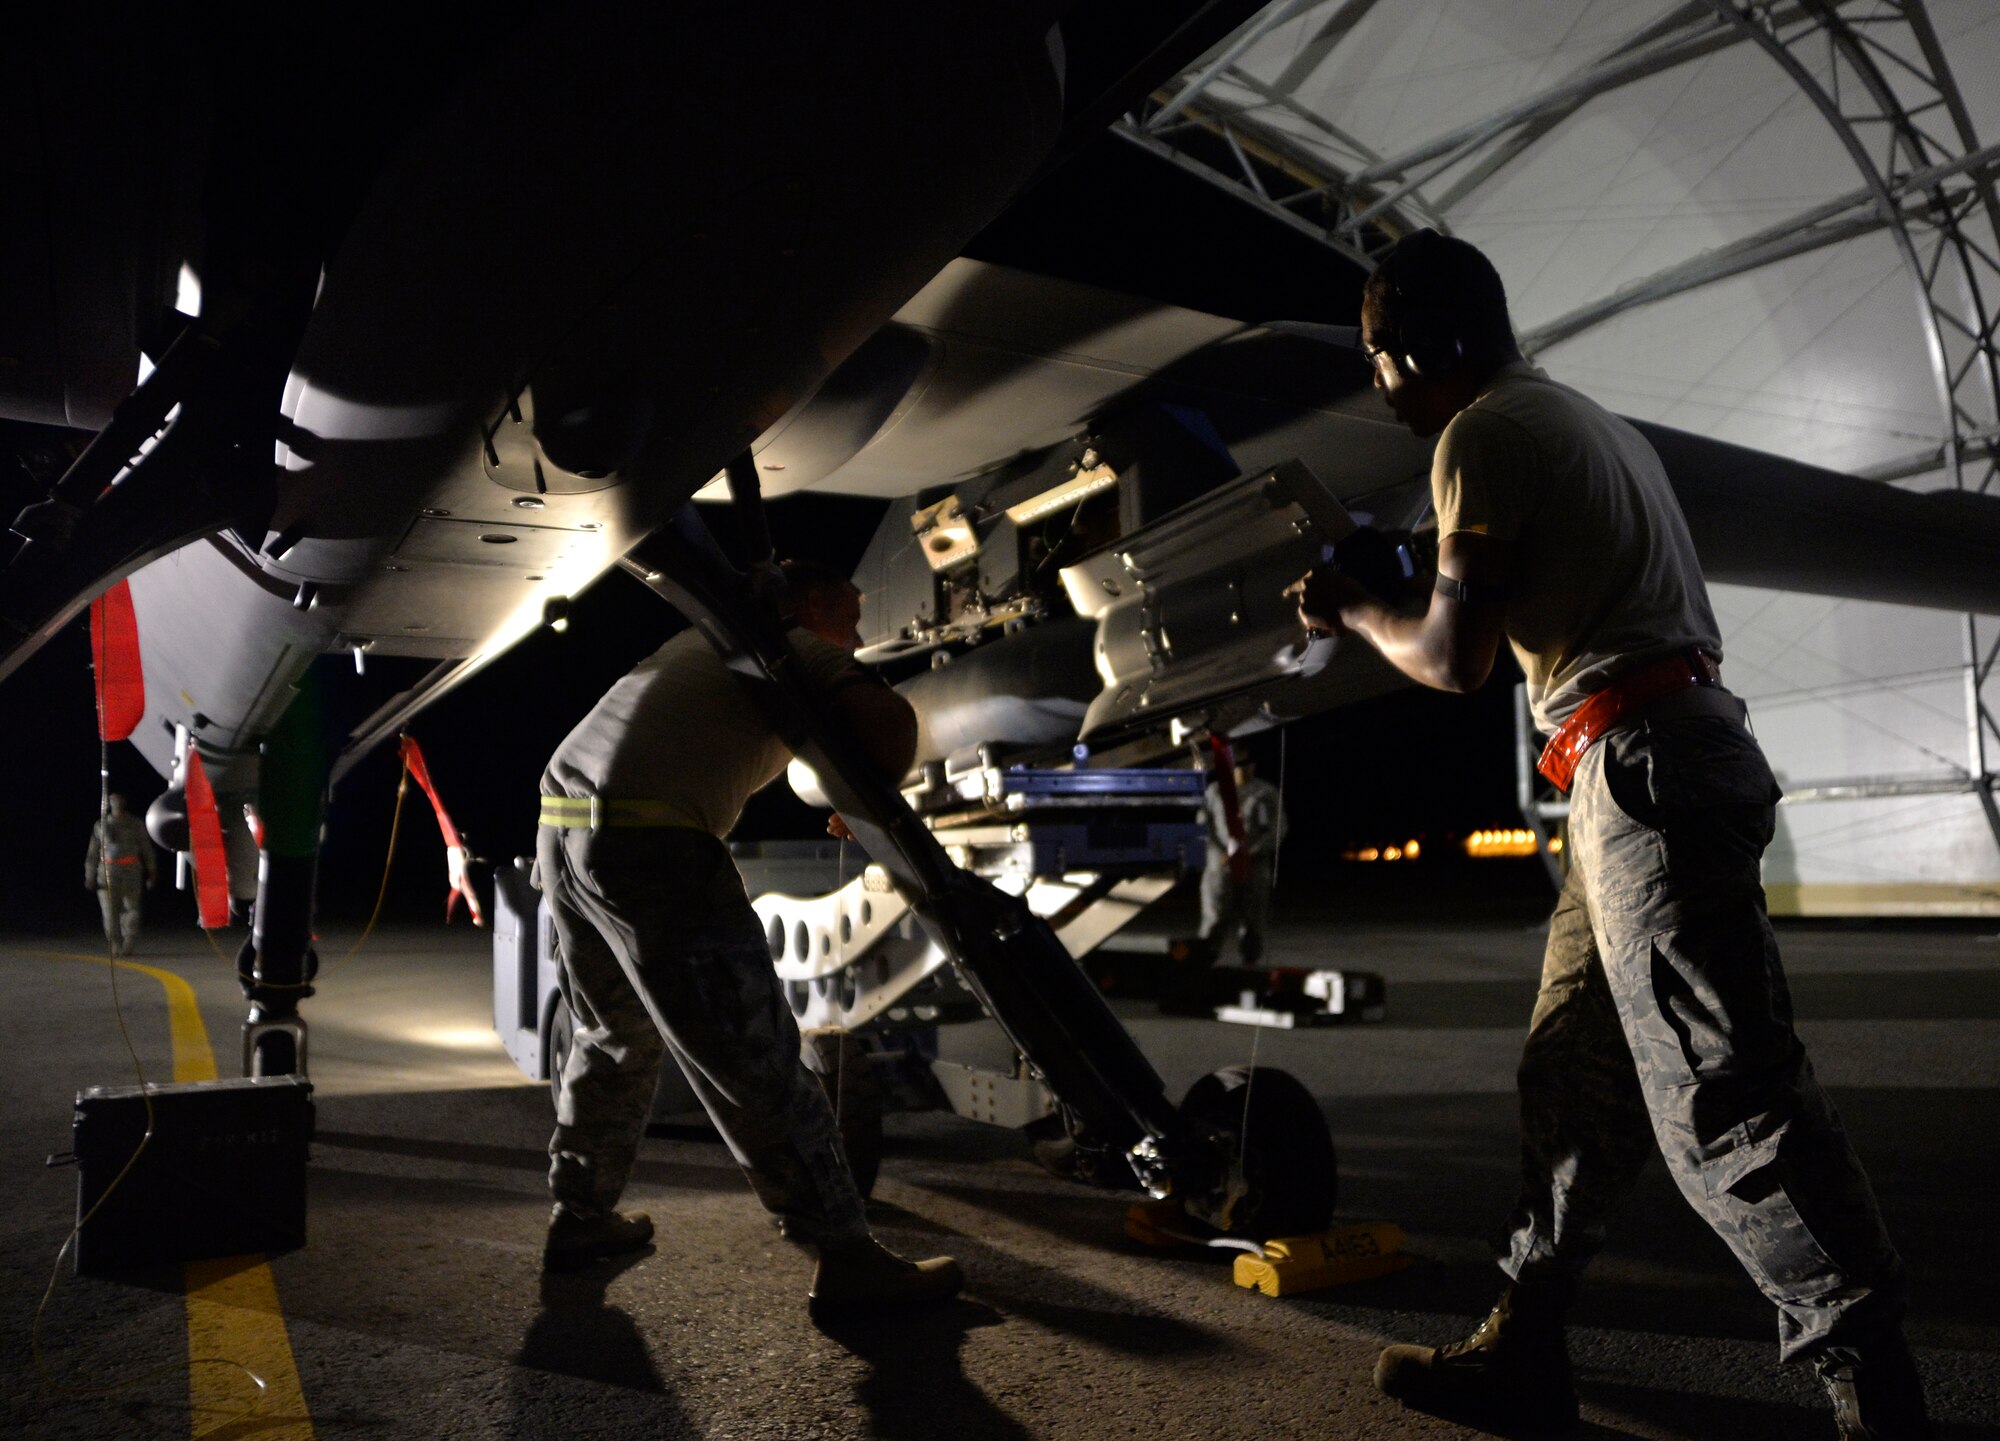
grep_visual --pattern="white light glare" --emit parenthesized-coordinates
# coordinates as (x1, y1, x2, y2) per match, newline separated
(175, 262, 203, 318)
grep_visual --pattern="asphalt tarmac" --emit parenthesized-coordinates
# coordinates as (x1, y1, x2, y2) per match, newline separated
(2, 909, 1995, 1440)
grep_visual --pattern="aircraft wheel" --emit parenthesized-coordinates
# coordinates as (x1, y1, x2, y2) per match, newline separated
(802, 1027, 883, 1198)
(1179, 1065, 1337, 1241)
(546, 998, 576, 1110)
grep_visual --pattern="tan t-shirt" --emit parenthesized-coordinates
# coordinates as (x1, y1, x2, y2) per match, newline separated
(1433, 361, 1722, 733)
(541, 627, 868, 837)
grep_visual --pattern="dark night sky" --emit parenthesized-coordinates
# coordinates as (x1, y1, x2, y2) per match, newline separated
(1, 132, 1549, 939)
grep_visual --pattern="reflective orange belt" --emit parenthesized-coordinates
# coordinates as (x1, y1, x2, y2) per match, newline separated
(1537, 649, 1721, 793)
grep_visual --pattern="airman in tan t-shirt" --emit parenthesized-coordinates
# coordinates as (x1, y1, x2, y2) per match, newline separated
(1431, 360, 1722, 733)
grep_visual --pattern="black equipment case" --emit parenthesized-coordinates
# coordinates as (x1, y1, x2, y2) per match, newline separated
(71, 1074, 313, 1275)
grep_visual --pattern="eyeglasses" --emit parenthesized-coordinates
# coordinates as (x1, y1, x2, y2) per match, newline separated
(1361, 337, 1399, 375)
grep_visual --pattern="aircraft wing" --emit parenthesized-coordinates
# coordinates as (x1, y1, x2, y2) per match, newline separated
(767, 263, 2000, 764)
(745, 259, 2000, 618)
(1638, 422, 2000, 615)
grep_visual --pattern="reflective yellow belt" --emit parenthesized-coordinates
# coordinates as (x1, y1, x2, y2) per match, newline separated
(537, 795, 702, 830)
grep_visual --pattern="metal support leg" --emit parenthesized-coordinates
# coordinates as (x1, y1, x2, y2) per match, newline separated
(1966, 615, 2000, 857)
(240, 851, 318, 1078)
(239, 667, 329, 1077)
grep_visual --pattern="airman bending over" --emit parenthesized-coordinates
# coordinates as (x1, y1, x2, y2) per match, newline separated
(534, 559, 959, 1308)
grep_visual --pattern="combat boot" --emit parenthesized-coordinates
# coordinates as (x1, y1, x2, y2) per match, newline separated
(543, 1207, 655, 1269)
(1817, 1334, 1934, 1440)
(1375, 1280, 1579, 1435)
(810, 1237, 962, 1309)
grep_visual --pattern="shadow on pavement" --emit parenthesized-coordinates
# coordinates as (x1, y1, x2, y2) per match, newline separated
(507, 1249, 705, 1438)
(517, 1249, 668, 1391)
(1580, 1378, 1884, 1441)
(1374, 1384, 1842, 1441)
(814, 1297, 1027, 1441)
(313, 1127, 746, 1193)
(314, 1129, 553, 1173)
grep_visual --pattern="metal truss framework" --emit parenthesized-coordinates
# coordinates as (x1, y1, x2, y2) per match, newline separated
(1113, 1, 1776, 267)
(1128, 0, 2000, 855)
(1707, 0, 2000, 850)
(1112, 0, 1421, 268)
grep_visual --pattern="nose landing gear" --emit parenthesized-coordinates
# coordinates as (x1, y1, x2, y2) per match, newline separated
(1177, 1066, 1337, 1242)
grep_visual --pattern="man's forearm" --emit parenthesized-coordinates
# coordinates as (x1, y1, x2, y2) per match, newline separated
(1293, 541, 1504, 693)
(1341, 596, 1482, 693)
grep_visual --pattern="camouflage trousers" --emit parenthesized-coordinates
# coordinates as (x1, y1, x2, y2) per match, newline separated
(1503, 690, 1906, 1362)
(1199, 855, 1275, 963)
(96, 872, 144, 956)
(535, 822, 868, 1248)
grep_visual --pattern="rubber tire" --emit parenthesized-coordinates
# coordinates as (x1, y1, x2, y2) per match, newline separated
(1179, 1065, 1337, 1241)
(546, 997, 576, 1111)
(801, 1027, 884, 1199)
(251, 1028, 298, 1079)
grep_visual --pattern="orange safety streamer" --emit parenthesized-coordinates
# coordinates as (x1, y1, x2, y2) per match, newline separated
(398, 735, 485, 925)
(184, 751, 232, 929)
(88, 580, 145, 742)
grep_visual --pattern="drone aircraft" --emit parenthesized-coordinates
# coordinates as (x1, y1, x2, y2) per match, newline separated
(11, 0, 2000, 1243)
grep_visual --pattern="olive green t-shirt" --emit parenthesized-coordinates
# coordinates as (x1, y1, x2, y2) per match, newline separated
(541, 627, 866, 837)
(1433, 361, 1722, 733)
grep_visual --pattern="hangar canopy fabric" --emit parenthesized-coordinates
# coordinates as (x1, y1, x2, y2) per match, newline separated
(1149, 1, 2000, 911)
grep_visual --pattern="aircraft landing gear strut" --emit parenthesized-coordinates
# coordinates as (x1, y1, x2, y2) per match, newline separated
(238, 852, 317, 1078)
(237, 667, 329, 1078)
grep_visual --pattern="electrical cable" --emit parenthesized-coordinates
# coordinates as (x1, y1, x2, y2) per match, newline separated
(33, 741, 271, 1438)
(40, 730, 418, 1432)
(39, 691, 424, 1432)
(1033, 495, 1093, 575)
(343, 752, 412, 960)
(1236, 1003, 1264, 1195)
(32, 889, 155, 1393)
(1234, 728, 1284, 1225)
(1176, 734, 1275, 1237)
(201, 748, 412, 985)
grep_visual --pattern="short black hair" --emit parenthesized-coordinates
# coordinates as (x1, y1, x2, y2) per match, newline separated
(1361, 230, 1516, 369)
(778, 558, 857, 618)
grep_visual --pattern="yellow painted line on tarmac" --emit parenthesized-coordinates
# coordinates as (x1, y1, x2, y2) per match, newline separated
(7, 948, 220, 1081)
(8, 947, 316, 1439)
(184, 1254, 314, 1439)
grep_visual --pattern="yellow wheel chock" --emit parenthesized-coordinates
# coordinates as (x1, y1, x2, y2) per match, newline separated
(1125, 1200, 1410, 1296)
